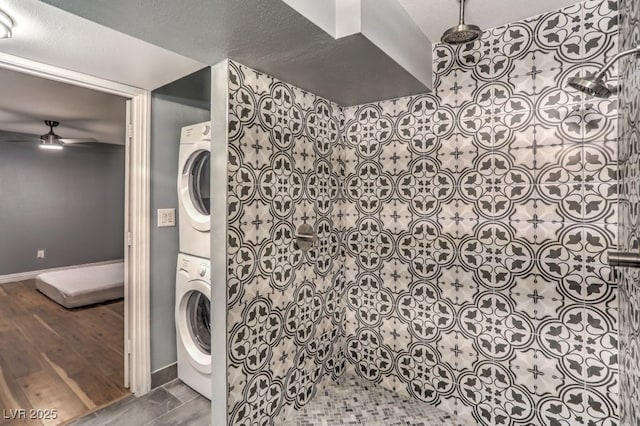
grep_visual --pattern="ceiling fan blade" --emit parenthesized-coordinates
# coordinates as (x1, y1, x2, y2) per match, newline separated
(64, 140, 115, 148)
(63, 143, 93, 149)
(60, 138, 99, 144)
(0, 130, 40, 143)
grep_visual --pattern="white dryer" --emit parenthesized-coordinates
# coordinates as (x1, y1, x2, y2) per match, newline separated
(178, 121, 211, 259)
(175, 253, 211, 399)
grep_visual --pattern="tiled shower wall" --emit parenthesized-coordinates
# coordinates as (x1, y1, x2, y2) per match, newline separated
(618, 0, 640, 424)
(225, 61, 346, 424)
(224, 1, 622, 425)
(342, 1, 620, 424)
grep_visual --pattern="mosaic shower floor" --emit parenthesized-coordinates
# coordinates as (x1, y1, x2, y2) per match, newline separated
(283, 375, 471, 426)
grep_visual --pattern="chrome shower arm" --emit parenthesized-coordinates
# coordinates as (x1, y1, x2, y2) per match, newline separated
(595, 46, 640, 80)
(459, 0, 465, 25)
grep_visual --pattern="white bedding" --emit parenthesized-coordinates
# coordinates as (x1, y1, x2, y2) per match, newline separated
(36, 262, 124, 308)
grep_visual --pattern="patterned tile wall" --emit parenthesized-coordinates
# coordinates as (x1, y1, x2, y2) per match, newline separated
(226, 61, 346, 424)
(341, 1, 620, 424)
(618, 0, 640, 424)
(224, 2, 623, 425)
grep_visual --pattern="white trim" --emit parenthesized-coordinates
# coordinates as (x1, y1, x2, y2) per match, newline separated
(0, 259, 124, 285)
(128, 91, 152, 396)
(210, 60, 229, 426)
(0, 52, 144, 97)
(124, 99, 132, 390)
(0, 53, 152, 396)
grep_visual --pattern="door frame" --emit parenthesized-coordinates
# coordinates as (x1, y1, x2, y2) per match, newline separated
(0, 52, 152, 395)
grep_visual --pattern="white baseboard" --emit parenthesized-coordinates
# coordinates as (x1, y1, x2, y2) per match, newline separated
(0, 259, 125, 285)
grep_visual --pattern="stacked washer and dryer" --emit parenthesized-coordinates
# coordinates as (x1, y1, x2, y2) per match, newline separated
(175, 122, 212, 399)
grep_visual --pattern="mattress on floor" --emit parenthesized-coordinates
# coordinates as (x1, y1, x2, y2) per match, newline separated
(36, 262, 124, 308)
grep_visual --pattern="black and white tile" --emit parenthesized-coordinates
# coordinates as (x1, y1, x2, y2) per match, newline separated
(226, 61, 346, 424)
(341, 1, 619, 424)
(283, 374, 468, 426)
(225, 1, 622, 425)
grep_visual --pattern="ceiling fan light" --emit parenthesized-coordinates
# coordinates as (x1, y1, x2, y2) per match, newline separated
(0, 10, 13, 39)
(39, 145, 63, 151)
(39, 142, 64, 150)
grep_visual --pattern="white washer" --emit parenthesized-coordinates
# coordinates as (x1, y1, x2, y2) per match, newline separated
(178, 121, 211, 259)
(175, 252, 211, 399)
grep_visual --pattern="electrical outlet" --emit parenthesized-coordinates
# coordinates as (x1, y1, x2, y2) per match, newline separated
(37, 249, 45, 259)
(157, 208, 176, 228)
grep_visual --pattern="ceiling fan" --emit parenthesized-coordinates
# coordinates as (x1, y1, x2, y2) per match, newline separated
(2, 120, 98, 150)
(38, 120, 98, 150)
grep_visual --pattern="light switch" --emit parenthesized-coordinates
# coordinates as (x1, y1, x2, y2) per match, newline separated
(157, 208, 176, 227)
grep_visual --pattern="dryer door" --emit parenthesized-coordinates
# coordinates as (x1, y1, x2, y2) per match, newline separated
(178, 141, 211, 232)
(176, 279, 211, 373)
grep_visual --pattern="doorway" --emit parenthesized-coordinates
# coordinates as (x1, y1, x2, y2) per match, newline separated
(0, 52, 151, 409)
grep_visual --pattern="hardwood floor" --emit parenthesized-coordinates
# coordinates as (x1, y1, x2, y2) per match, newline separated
(0, 280, 129, 425)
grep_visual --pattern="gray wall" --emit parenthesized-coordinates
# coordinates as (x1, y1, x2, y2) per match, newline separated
(0, 142, 125, 275)
(150, 67, 210, 373)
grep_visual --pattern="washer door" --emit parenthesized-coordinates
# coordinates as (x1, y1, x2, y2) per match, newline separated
(176, 279, 211, 373)
(178, 141, 211, 232)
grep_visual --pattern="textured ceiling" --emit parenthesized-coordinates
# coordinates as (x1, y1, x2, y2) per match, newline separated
(21, 0, 587, 106)
(0, 0, 205, 91)
(397, 0, 584, 43)
(0, 67, 126, 145)
(39, 0, 429, 106)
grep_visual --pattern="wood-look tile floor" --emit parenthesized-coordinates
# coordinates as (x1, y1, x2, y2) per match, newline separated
(0, 280, 129, 425)
(70, 379, 210, 426)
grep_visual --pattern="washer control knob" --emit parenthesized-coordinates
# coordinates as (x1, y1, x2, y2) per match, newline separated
(198, 264, 208, 277)
(201, 124, 211, 137)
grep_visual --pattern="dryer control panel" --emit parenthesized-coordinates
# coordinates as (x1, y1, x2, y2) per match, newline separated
(180, 121, 211, 144)
(177, 253, 211, 280)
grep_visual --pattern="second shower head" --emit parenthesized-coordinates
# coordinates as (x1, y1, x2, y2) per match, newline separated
(567, 45, 640, 98)
(567, 75, 612, 98)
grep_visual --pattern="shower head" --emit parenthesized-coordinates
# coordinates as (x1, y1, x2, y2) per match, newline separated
(567, 75, 612, 98)
(441, 0, 482, 45)
(442, 24, 483, 45)
(567, 45, 640, 98)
